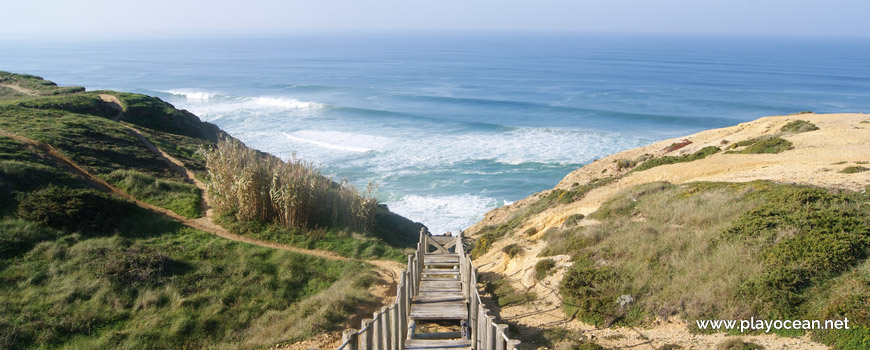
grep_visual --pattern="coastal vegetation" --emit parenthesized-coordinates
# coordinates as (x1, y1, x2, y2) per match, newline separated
(541, 181, 868, 348)
(0, 72, 417, 348)
(630, 146, 720, 172)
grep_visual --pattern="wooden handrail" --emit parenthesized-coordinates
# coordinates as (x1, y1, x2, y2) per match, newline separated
(336, 229, 520, 350)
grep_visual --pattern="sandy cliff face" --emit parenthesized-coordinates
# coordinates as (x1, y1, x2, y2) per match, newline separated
(465, 113, 868, 350)
(469, 113, 868, 238)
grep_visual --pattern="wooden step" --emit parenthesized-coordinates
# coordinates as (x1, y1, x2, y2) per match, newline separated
(410, 299, 468, 321)
(422, 269, 459, 275)
(422, 276, 460, 282)
(419, 280, 462, 293)
(413, 292, 465, 302)
(405, 339, 472, 350)
(424, 255, 460, 266)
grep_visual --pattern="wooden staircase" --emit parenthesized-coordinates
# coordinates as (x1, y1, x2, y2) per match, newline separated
(406, 236, 471, 350)
(336, 230, 519, 350)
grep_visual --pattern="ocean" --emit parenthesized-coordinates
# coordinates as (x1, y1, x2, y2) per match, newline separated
(2, 34, 869, 233)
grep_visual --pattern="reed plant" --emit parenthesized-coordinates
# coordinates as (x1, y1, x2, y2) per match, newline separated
(204, 138, 377, 232)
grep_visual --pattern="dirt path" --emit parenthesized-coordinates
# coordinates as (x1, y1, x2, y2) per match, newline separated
(0, 83, 37, 96)
(1, 126, 351, 262)
(98, 94, 124, 121)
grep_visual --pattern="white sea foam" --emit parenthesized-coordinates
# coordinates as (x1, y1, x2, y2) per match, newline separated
(164, 93, 656, 231)
(253, 97, 323, 109)
(283, 131, 376, 153)
(385, 194, 497, 235)
(161, 89, 217, 101)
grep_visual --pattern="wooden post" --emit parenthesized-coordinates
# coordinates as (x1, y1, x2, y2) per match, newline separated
(343, 329, 359, 350)
(486, 315, 497, 350)
(495, 324, 509, 350)
(380, 307, 391, 350)
(372, 313, 382, 350)
(477, 310, 487, 350)
(507, 340, 521, 350)
(470, 295, 479, 348)
(392, 305, 401, 350)
(360, 319, 373, 350)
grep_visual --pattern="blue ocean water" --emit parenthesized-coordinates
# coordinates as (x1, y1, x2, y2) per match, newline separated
(2, 34, 869, 233)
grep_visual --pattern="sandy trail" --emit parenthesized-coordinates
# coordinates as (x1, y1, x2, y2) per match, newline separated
(0, 83, 37, 96)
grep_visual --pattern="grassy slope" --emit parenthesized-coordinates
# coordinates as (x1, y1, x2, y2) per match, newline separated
(0, 71, 416, 349)
(0, 71, 417, 257)
(537, 181, 869, 349)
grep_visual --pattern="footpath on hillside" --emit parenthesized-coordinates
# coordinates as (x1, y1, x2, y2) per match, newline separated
(1, 85, 406, 349)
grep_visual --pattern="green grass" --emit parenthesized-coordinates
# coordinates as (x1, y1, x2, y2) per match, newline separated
(109, 91, 222, 142)
(631, 146, 720, 173)
(0, 71, 85, 100)
(0, 217, 374, 350)
(216, 212, 411, 261)
(551, 180, 869, 347)
(0, 72, 420, 349)
(470, 177, 617, 258)
(0, 105, 182, 179)
(102, 169, 202, 218)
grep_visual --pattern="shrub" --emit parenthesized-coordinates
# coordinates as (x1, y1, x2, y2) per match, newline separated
(503, 243, 523, 258)
(16, 185, 138, 234)
(726, 185, 869, 316)
(535, 259, 556, 280)
(560, 259, 621, 326)
(100, 243, 186, 288)
(485, 279, 536, 307)
(632, 146, 720, 173)
(780, 120, 819, 133)
(664, 139, 692, 152)
(616, 159, 636, 170)
(726, 135, 793, 154)
(716, 338, 763, 350)
(840, 166, 869, 174)
(563, 213, 585, 227)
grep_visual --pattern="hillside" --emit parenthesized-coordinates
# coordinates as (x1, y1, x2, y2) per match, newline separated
(465, 113, 870, 350)
(0, 71, 421, 349)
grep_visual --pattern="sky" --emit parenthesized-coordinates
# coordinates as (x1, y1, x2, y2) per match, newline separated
(1, 0, 869, 39)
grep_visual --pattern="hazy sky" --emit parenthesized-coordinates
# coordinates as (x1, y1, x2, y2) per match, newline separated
(2, 0, 869, 39)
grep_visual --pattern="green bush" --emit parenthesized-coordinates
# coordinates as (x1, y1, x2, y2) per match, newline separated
(780, 120, 819, 133)
(841, 166, 869, 174)
(16, 185, 138, 235)
(485, 279, 536, 307)
(716, 338, 763, 350)
(616, 158, 636, 170)
(502, 243, 523, 258)
(560, 259, 621, 326)
(99, 242, 188, 288)
(727, 136, 791, 154)
(726, 185, 869, 316)
(535, 259, 556, 280)
(632, 146, 720, 173)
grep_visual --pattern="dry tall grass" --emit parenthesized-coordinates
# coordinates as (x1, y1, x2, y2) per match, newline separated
(204, 138, 377, 231)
